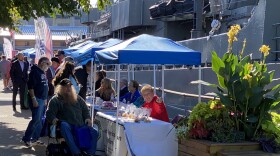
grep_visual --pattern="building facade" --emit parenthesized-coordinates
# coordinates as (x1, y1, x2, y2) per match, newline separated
(0, 15, 89, 54)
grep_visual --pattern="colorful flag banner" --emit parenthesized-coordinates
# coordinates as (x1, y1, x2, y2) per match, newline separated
(34, 17, 53, 63)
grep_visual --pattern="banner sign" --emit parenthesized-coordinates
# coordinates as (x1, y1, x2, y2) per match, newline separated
(3, 38, 13, 59)
(34, 17, 53, 63)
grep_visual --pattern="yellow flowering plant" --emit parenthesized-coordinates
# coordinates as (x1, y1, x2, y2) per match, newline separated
(195, 25, 280, 143)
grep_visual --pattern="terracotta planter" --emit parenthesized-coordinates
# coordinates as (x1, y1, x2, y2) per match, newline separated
(178, 139, 260, 156)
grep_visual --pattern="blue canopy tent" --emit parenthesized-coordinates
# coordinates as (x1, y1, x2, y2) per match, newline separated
(95, 34, 201, 156)
(22, 48, 36, 59)
(71, 38, 123, 65)
(95, 34, 201, 98)
(95, 34, 201, 65)
(63, 40, 94, 56)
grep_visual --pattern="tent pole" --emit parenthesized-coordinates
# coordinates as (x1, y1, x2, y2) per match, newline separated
(198, 65, 201, 103)
(115, 64, 121, 156)
(153, 65, 156, 94)
(127, 64, 130, 82)
(114, 65, 117, 90)
(132, 64, 135, 80)
(162, 65, 165, 100)
(90, 59, 94, 126)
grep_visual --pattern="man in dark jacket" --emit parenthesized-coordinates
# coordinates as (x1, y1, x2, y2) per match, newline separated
(10, 53, 29, 110)
(119, 79, 129, 97)
(74, 60, 92, 100)
(46, 57, 60, 99)
(22, 57, 51, 147)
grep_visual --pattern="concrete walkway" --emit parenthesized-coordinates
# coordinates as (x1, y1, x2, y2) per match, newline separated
(0, 80, 47, 156)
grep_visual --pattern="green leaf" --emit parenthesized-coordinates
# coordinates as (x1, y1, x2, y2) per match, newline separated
(217, 86, 224, 93)
(233, 81, 246, 103)
(217, 75, 226, 89)
(227, 74, 241, 96)
(270, 98, 280, 110)
(246, 114, 258, 123)
(240, 55, 252, 66)
(260, 72, 272, 87)
(248, 87, 263, 108)
(212, 51, 225, 75)
(0, 0, 110, 29)
(217, 93, 233, 107)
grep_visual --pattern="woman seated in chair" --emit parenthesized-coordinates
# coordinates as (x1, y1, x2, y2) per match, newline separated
(141, 84, 169, 122)
(120, 80, 141, 104)
(46, 78, 98, 156)
(95, 78, 115, 101)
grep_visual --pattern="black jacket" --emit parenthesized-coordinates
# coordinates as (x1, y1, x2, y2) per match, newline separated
(28, 65, 48, 100)
(46, 67, 55, 96)
(74, 65, 88, 100)
(120, 86, 129, 97)
(10, 60, 29, 84)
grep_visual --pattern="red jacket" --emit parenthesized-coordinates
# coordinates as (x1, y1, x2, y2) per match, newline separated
(142, 96, 169, 122)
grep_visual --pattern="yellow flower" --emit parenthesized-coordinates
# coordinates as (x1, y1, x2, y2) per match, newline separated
(210, 102, 215, 109)
(227, 25, 241, 44)
(243, 74, 252, 80)
(259, 45, 270, 57)
(247, 63, 253, 71)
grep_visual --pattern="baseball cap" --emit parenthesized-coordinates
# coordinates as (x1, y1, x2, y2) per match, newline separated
(59, 78, 72, 86)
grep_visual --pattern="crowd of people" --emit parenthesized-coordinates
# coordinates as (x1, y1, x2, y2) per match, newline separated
(0, 49, 170, 155)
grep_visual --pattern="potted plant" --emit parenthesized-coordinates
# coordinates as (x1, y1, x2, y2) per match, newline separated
(178, 25, 280, 155)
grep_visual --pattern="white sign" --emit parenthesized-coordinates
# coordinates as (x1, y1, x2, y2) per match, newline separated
(3, 38, 12, 58)
(34, 17, 53, 62)
(95, 114, 129, 156)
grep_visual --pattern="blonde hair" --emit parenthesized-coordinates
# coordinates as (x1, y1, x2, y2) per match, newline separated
(97, 78, 115, 101)
(141, 84, 153, 94)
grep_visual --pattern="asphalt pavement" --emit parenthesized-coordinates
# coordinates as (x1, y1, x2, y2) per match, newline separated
(0, 80, 47, 156)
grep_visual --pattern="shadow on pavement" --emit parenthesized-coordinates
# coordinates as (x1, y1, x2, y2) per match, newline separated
(13, 110, 31, 120)
(0, 122, 47, 156)
(1, 89, 13, 93)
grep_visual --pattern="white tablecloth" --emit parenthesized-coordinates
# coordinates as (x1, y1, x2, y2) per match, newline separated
(96, 112, 178, 156)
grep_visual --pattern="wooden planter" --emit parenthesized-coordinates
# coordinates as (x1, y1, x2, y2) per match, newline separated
(178, 139, 261, 156)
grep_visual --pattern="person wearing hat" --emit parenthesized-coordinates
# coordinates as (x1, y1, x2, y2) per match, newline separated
(46, 78, 98, 156)
(22, 57, 51, 147)
(46, 57, 60, 99)
(55, 55, 74, 75)
(55, 50, 65, 63)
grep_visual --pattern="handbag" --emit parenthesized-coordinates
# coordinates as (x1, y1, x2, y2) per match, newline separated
(73, 126, 92, 149)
